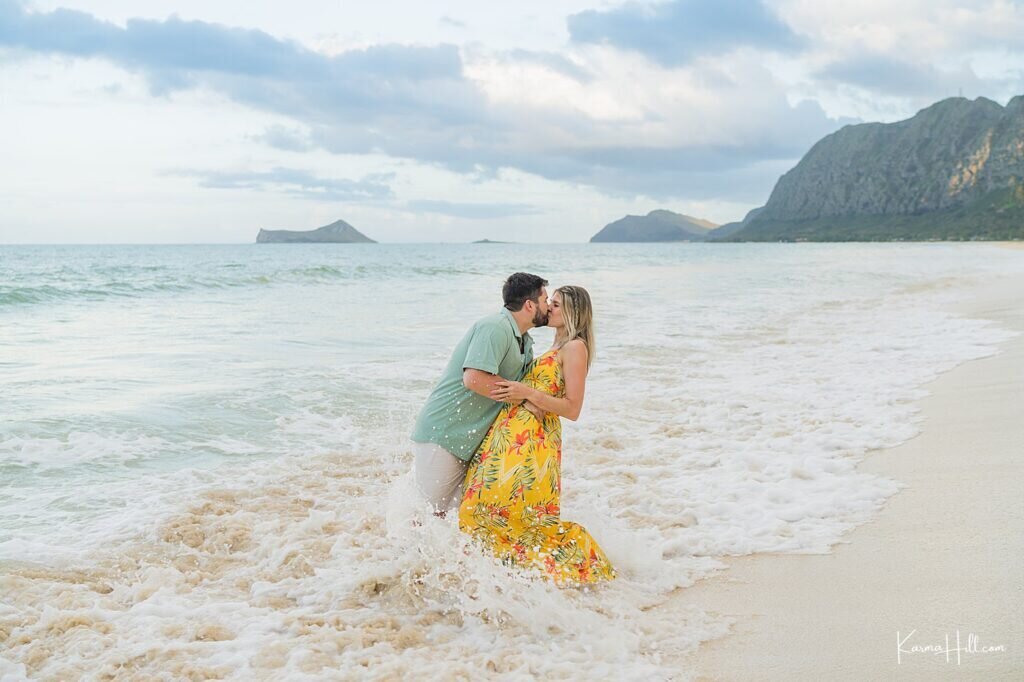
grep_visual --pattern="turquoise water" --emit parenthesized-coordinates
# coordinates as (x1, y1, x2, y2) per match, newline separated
(1, 242, 1022, 678)
(2, 242, 1022, 555)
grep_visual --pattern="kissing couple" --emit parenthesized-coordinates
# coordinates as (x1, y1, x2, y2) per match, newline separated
(410, 273, 615, 587)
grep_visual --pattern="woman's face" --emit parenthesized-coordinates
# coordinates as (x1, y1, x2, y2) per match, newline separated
(546, 291, 563, 329)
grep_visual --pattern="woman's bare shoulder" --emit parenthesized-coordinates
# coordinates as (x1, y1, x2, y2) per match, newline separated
(557, 338, 588, 361)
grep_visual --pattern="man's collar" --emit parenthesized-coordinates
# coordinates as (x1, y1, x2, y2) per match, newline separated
(501, 307, 525, 339)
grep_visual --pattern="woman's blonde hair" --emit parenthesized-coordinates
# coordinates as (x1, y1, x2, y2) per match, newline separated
(555, 285, 595, 369)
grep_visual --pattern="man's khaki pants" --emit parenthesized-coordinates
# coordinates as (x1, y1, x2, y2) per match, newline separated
(412, 441, 469, 513)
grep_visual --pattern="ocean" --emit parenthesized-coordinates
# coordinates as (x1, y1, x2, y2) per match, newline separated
(1, 242, 1022, 679)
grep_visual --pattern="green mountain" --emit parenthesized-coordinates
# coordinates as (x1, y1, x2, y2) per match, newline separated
(719, 96, 1024, 241)
(591, 209, 719, 242)
(256, 219, 376, 243)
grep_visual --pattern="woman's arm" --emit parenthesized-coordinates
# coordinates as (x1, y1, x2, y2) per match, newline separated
(465, 368, 544, 418)
(491, 340, 588, 421)
(521, 400, 545, 421)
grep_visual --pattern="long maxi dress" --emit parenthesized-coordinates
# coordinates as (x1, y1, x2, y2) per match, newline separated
(457, 349, 616, 587)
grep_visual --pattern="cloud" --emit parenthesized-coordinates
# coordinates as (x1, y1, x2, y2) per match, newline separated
(0, 1, 479, 112)
(457, 52, 849, 200)
(515, 153, 798, 204)
(776, 0, 1024, 55)
(254, 125, 314, 152)
(815, 53, 992, 98)
(439, 15, 466, 29)
(164, 167, 395, 201)
(167, 167, 540, 217)
(775, 0, 1024, 106)
(502, 49, 594, 83)
(403, 199, 544, 219)
(567, 0, 804, 66)
(0, 1, 842, 205)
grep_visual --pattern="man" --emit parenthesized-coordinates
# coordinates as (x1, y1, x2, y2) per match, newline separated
(411, 272, 549, 515)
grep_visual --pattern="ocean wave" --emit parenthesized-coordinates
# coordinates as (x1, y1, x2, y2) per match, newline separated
(3, 244, 1024, 678)
(3, 287, 1018, 678)
(0, 264, 496, 309)
(0, 430, 167, 471)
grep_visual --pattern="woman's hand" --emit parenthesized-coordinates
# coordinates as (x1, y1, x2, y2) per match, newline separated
(521, 400, 545, 421)
(491, 380, 534, 403)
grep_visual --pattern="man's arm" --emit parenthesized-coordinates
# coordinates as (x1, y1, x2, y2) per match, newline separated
(461, 321, 515, 399)
(461, 321, 546, 419)
(463, 369, 546, 420)
(462, 368, 504, 398)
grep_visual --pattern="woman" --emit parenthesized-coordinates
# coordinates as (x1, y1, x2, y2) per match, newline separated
(457, 285, 616, 587)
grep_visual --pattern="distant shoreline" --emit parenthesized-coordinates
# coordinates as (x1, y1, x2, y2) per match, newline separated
(3, 240, 1023, 247)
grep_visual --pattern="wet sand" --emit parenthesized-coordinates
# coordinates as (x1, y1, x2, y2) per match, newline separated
(670, 267, 1024, 680)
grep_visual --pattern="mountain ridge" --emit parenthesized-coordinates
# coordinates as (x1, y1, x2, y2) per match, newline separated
(719, 95, 1024, 241)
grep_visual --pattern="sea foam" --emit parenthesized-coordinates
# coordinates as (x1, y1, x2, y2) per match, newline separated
(2, 243, 1023, 678)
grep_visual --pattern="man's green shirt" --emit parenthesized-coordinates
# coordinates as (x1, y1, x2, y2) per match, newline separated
(411, 309, 534, 461)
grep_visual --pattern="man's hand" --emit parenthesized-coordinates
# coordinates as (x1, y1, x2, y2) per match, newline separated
(522, 400, 545, 421)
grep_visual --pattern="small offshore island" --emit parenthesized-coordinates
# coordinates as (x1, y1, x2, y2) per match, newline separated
(256, 219, 376, 243)
(592, 95, 1024, 243)
(590, 210, 719, 242)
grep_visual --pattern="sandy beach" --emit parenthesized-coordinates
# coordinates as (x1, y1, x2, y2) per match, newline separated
(670, 256, 1024, 680)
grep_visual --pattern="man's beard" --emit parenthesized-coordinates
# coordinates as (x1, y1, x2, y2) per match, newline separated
(532, 308, 549, 327)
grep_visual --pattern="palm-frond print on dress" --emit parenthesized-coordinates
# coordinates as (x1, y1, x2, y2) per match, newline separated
(458, 349, 616, 587)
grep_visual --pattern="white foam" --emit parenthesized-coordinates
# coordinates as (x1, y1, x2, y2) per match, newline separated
(0, 431, 167, 470)
(3, 244, 1024, 678)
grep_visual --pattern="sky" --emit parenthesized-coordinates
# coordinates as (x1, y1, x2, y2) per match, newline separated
(1, 0, 1023, 243)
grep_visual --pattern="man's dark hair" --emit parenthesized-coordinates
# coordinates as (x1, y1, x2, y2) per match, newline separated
(503, 272, 548, 311)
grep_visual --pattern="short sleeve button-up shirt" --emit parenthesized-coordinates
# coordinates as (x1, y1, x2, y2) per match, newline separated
(411, 309, 534, 461)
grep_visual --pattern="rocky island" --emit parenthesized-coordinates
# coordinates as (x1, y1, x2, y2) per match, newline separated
(716, 95, 1024, 241)
(590, 210, 719, 242)
(256, 219, 376, 243)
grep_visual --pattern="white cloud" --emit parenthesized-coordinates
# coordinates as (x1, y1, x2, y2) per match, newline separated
(2, 0, 1023, 243)
(772, 0, 1024, 116)
(466, 43, 840, 158)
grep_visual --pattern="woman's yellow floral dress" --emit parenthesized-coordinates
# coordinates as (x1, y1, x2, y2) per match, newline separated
(458, 349, 616, 587)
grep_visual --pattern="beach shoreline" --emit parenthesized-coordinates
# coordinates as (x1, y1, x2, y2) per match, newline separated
(668, 261, 1024, 680)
